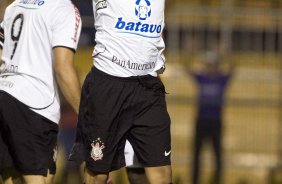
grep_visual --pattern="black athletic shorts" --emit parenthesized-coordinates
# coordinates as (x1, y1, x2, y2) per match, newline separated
(70, 67, 171, 173)
(0, 91, 58, 176)
(0, 137, 13, 173)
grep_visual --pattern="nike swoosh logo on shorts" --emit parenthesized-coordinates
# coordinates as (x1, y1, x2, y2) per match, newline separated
(164, 150, 171, 156)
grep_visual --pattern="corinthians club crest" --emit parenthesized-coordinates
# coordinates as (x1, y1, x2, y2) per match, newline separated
(135, 0, 151, 20)
(90, 138, 105, 161)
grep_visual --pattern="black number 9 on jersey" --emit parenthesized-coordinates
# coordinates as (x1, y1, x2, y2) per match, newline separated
(10, 14, 24, 60)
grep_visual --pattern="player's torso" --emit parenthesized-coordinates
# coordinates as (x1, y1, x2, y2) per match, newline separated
(0, 0, 59, 116)
(93, 0, 164, 37)
(92, 0, 166, 77)
(1, 0, 55, 73)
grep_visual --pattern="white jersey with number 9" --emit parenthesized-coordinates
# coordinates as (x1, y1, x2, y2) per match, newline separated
(0, 0, 81, 123)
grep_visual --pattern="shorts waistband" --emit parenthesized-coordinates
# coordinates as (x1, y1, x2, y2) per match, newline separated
(91, 67, 156, 82)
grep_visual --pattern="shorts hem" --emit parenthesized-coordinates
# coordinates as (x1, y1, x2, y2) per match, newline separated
(142, 161, 171, 168)
(86, 163, 126, 174)
(19, 169, 54, 177)
(125, 165, 144, 169)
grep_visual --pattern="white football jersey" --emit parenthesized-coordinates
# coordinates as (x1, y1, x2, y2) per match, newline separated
(124, 140, 142, 168)
(92, 0, 166, 77)
(0, 0, 82, 123)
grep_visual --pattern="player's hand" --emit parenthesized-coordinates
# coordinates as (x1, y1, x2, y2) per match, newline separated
(107, 177, 113, 184)
(156, 66, 166, 74)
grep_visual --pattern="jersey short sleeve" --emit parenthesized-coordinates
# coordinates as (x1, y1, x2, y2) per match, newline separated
(50, 3, 82, 52)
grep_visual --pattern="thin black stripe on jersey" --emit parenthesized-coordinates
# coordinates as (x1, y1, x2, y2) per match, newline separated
(0, 27, 4, 49)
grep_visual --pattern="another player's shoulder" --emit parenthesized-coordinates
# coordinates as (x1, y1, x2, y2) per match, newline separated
(52, 0, 80, 17)
(3, 1, 17, 14)
(55, 0, 78, 10)
(8, 0, 55, 13)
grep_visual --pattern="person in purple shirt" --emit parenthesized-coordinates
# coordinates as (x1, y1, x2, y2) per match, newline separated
(188, 51, 234, 184)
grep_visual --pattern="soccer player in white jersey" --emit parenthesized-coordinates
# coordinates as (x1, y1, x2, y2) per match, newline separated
(0, 0, 82, 183)
(69, 0, 172, 183)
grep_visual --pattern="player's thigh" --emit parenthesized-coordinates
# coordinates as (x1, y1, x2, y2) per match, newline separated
(1, 167, 22, 184)
(126, 167, 149, 184)
(0, 136, 13, 177)
(22, 175, 45, 184)
(2, 177, 22, 184)
(145, 165, 172, 184)
(84, 168, 108, 184)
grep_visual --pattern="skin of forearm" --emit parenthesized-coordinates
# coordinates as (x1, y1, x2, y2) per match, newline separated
(55, 65, 81, 114)
(53, 48, 81, 114)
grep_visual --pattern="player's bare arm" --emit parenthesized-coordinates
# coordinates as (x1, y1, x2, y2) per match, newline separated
(54, 47, 81, 114)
